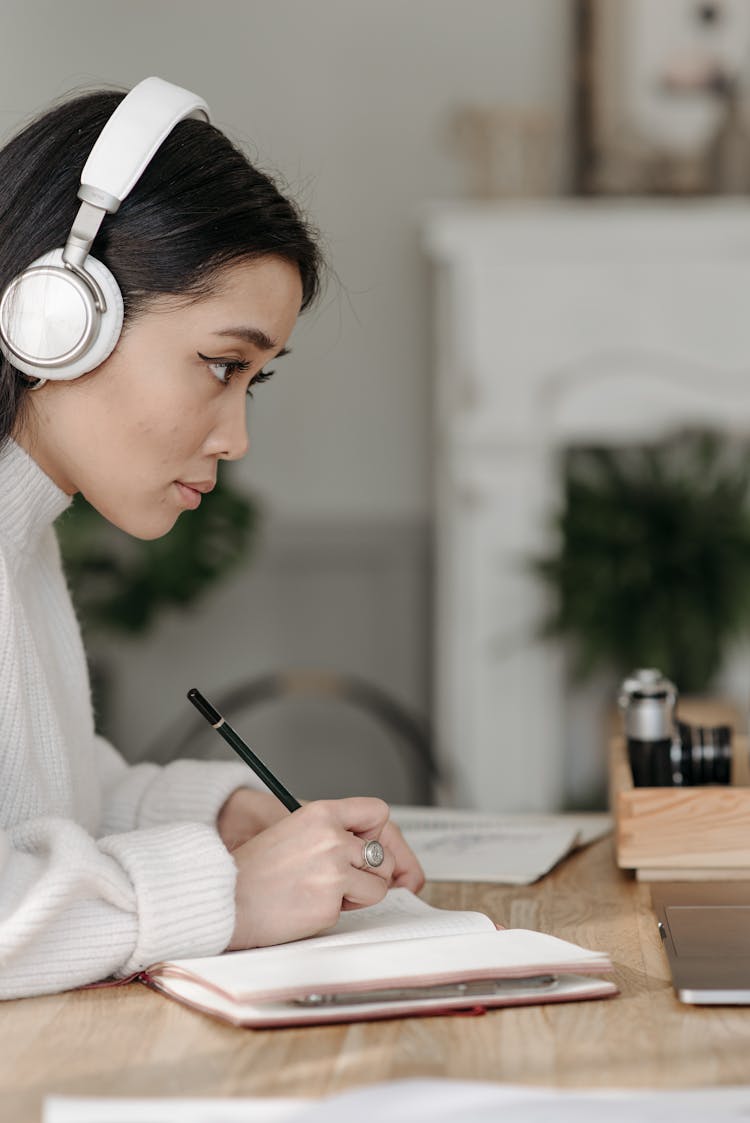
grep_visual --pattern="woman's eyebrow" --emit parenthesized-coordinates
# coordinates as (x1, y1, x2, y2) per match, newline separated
(212, 326, 279, 350)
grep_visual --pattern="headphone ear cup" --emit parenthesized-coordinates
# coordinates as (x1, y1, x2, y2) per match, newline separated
(0, 247, 124, 382)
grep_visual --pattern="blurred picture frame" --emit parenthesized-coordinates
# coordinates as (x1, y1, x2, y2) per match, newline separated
(572, 0, 750, 195)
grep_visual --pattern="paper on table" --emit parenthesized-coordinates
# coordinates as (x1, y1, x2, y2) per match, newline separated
(293, 1081, 750, 1123)
(44, 1082, 750, 1123)
(391, 807, 612, 884)
(43, 1099, 310, 1122)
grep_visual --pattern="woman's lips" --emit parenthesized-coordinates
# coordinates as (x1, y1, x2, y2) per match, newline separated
(174, 481, 204, 509)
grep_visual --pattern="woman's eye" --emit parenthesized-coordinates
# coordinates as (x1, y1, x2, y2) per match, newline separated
(198, 353, 250, 385)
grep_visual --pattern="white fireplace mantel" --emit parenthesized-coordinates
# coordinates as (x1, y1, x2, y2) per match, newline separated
(422, 200, 750, 813)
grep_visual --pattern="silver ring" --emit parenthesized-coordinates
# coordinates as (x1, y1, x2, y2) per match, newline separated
(362, 839, 385, 869)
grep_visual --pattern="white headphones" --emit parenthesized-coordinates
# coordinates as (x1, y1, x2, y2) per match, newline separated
(0, 76, 210, 388)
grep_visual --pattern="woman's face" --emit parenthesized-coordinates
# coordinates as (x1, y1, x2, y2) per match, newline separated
(17, 256, 302, 539)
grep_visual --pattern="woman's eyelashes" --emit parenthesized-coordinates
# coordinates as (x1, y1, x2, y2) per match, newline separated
(198, 353, 275, 396)
(247, 368, 275, 396)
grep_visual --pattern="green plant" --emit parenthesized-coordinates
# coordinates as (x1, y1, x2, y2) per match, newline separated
(57, 473, 259, 635)
(532, 430, 750, 693)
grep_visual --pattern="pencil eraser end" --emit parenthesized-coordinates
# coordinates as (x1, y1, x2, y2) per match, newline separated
(187, 688, 221, 726)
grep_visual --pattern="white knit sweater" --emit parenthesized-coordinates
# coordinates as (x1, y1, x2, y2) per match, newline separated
(0, 438, 255, 998)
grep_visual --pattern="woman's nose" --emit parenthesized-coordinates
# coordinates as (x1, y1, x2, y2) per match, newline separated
(213, 399, 250, 462)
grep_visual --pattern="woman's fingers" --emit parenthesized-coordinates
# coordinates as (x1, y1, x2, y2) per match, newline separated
(341, 866, 390, 910)
(319, 796, 391, 842)
(304, 796, 396, 883)
(378, 819, 425, 893)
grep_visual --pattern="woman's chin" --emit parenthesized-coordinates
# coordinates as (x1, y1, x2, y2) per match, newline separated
(127, 514, 181, 541)
(92, 503, 180, 541)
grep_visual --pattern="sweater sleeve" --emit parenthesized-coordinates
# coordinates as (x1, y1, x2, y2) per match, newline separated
(94, 735, 260, 836)
(0, 814, 238, 999)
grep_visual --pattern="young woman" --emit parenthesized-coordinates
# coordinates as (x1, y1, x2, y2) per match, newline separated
(0, 78, 423, 999)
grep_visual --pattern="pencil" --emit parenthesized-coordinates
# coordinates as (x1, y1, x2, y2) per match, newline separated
(187, 687, 301, 812)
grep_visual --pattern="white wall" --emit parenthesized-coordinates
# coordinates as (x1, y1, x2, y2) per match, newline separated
(0, 0, 571, 520)
(1, 2, 572, 772)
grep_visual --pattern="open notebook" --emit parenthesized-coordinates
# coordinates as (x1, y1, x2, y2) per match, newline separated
(140, 889, 617, 1026)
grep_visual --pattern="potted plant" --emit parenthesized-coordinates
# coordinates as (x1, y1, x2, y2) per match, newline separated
(532, 430, 750, 694)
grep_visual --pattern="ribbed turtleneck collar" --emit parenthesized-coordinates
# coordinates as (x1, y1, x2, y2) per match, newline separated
(0, 438, 73, 555)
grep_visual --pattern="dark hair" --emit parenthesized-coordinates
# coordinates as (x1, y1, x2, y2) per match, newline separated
(0, 88, 324, 445)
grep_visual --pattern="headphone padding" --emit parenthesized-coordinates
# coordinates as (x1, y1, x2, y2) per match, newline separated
(0, 248, 124, 382)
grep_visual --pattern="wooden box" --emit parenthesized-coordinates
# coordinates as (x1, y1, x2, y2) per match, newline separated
(611, 699, 750, 880)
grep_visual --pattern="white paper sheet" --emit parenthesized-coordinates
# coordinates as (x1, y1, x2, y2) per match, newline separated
(45, 1081, 750, 1123)
(391, 807, 612, 884)
(44, 1099, 309, 1123)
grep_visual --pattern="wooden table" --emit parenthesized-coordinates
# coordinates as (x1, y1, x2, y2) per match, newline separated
(4, 836, 750, 1122)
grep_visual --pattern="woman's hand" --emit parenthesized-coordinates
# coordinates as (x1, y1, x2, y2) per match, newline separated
(218, 791, 425, 894)
(228, 797, 399, 949)
(377, 818, 425, 893)
(217, 788, 288, 851)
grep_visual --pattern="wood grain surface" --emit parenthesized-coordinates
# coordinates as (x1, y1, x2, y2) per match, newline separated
(3, 837, 750, 1122)
(612, 717, 750, 871)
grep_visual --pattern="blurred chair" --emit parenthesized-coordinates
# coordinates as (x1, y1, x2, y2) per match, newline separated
(145, 670, 437, 806)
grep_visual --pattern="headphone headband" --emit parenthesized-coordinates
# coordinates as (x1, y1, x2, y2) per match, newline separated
(64, 77, 211, 271)
(79, 76, 210, 212)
